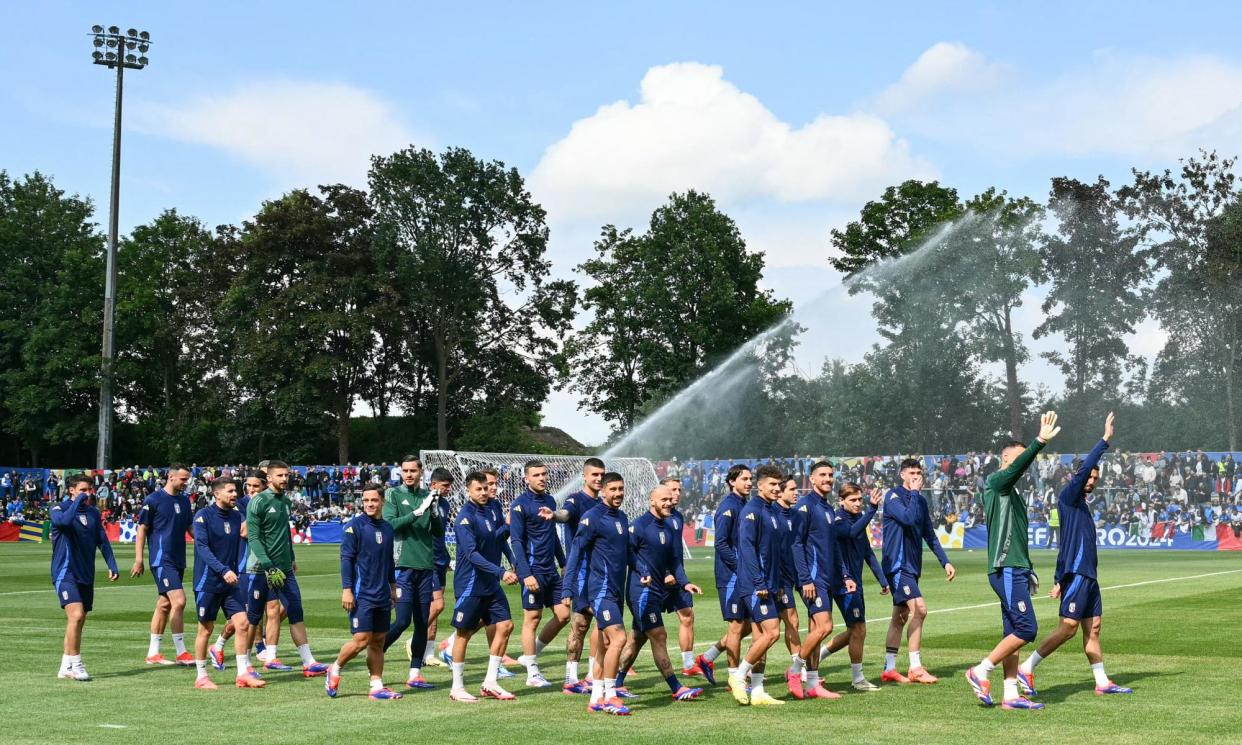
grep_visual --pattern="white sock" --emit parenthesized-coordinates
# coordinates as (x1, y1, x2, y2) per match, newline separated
(330, 662, 341, 677)
(566, 660, 579, 684)
(408, 665, 421, 680)
(60, 654, 71, 671)
(727, 667, 738, 680)
(444, 632, 458, 648)
(370, 677, 383, 692)
(972, 658, 996, 679)
(604, 679, 616, 699)
(195, 659, 208, 678)
(69, 654, 82, 669)
(236, 654, 250, 673)
(908, 650, 922, 669)
(451, 661, 466, 691)
(750, 672, 764, 693)
(703, 643, 722, 663)
(883, 651, 896, 671)
(1021, 651, 1044, 674)
(1003, 677, 1019, 700)
(213, 634, 226, 651)
(590, 677, 604, 703)
(820, 644, 830, 659)
(296, 644, 315, 666)
(807, 669, 821, 687)
(682, 651, 695, 668)
(424, 649, 437, 664)
(172, 633, 187, 656)
(1091, 662, 1110, 687)
(263, 644, 277, 662)
(737, 660, 753, 679)
(790, 655, 805, 674)
(148, 634, 162, 657)
(518, 654, 538, 674)
(485, 654, 501, 685)
(851, 662, 865, 683)
(534, 639, 547, 655)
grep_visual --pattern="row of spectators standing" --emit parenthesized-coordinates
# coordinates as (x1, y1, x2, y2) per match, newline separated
(658, 449, 1242, 536)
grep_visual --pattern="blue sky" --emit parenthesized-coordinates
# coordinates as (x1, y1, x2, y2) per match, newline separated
(5, 2, 1242, 445)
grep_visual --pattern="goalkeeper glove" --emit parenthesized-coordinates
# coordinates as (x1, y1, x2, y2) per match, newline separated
(265, 566, 287, 590)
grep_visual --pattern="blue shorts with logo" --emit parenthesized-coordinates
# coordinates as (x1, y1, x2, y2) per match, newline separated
(717, 577, 749, 622)
(888, 571, 923, 605)
(521, 572, 562, 611)
(774, 585, 797, 612)
(153, 564, 184, 595)
(593, 597, 624, 630)
(196, 584, 247, 623)
(834, 588, 867, 626)
(394, 568, 435, 611)
(1059, 573, 1102, 620)
(349, 602, 392, 634)
(663, 587, 694, 613)
(802, 583, 833, 617)
(56, 579, 94, 612)
(988, 567, 1037, 642)
(452, 590, 511, 630)
(747, 590, 778, 622)
(245, 571, 305, 625)
(629, 584, 668, 632)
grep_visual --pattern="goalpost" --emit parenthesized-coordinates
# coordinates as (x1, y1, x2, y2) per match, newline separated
(420, 450, 691, 557)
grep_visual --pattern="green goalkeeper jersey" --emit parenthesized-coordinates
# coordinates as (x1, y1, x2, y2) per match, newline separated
(982, 438, 1045, 572)
(245, 488, 294, 573)
(383, 485, 444, 570)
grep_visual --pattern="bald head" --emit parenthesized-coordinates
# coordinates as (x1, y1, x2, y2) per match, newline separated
(649, 485, 674, 518)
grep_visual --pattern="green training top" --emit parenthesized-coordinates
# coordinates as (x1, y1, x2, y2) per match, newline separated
(982, 438, 1045, 572)
(245, 488, 294, 573)
(383, 485, 444, 570)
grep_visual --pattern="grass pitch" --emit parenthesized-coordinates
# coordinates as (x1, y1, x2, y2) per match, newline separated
(0, 543, 1238, 745)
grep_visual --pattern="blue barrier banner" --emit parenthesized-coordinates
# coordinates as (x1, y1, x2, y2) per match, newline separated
(309, 521, 343, 543)
(961, 522, 1220, 551)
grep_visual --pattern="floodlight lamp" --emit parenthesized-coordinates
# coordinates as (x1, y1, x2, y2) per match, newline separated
(92, 24, 104, 33)
(126, 40, 136, 50)
(106, 38, 117, 48)
(125, 54, 137, 64)
(92, 51, 104, 61)
(127, 28, 137, 37)
(138, 56, 149, 66)
(138, 43, 149, 52)
(139, 31, 150, 41)
(94, 37, 104, 47)
(108, 25, 119, 34)
(105, 51, 116, 61)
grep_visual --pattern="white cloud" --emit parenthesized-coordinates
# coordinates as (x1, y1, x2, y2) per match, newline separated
(871, 41, 1008, 114)
(138, 80, 418, 186)
(530, 62, 935, 222)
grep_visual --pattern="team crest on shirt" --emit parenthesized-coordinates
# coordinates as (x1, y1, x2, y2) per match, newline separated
(79, 514, 88, 526)
(1068, 602, 1076, 613)
(174, 503, 181, 514)
(615, 522, 623, 535)
(1018, 601, 1027, 613)
(375, 532, 383, 545)
(659, 532, 666, 545)
(770, 516, 778, 528)
(224, 523, 231, 534)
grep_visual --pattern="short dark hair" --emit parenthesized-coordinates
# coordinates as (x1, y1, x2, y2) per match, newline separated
(583, 457, 605, 471)
(266, 460, 290, 471)
(246, 471, 266, 484)
(212, 479, 237, 494)
(429, 467, 453, 484)
(810, 460, 834, 474)
(361, 482, 385, 497)
(999, 440, 1025, 453)
(839, 482, 863, 498)
(726, 464, 751, 484)
(167, 463, 190, 474)
(465, 471, 487, 487)
(899, 457, 923, 472)
(400, 455, 422, 467)
(602, 472, 624, 488)
(755, 464, 783, 481)
(524, 460, 546, 474)
(480, 466, 499, 478)
(782, 476, 798, 490)
(67, 474, 93, 490)
(660, 477, 680, 486)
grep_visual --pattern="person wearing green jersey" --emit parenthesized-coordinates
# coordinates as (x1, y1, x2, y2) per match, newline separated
(382, 456, 446, 690)
(966, 411, 1061, 711)
(244, 460, 329, 678)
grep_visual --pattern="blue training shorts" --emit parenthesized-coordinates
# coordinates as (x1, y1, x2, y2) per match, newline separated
(1059, 573, 1102, 620)
(989, 567, 1037, 642)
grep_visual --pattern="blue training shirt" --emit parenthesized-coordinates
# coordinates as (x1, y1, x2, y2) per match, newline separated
(1056, 439, 1109, 583)
(50, 493, 117, 587)
(834, 504, 888, 590)
(340, 513, 396, 607)
(881, 485, 949, 578)
(629, 511, 690, 588)
(564, 503, 631, 604)
(737, 496, 781, 596)
(192, 503, 243, 595)
(139, 488, 193, 571)
(713, 491, 747, 589)
(561, 490, 601, 547)
(791, 492, 847, 592)
(454, 501, 508, 598)
(509, 489, 565, 580)
(773, 502, 799, 590)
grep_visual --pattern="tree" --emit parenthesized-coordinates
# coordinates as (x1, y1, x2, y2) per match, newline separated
(1118, 151, 1241, 449)
(0, 172, 104, 465)
(219, 185, 381, 462)
(569, 190, 792, 435)
(369, 146, 577, 449)
(1036, 177, 1148, 399)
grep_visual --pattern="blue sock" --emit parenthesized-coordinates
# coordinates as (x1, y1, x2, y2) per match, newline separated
(665, 673, 682, 692)
(615, 669, 628, 687)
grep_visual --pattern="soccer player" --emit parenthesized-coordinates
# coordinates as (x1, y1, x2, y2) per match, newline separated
(383, 457, 444, 690)
(50, 474, 118, 680)
(661, 477, 701, 678)
(696, 464, 754, 685)
(210, 471, 280, 667)
(131, 463, 194, 665)
(448, 471, 519, 702)
(422, 471, 453, 668)
(556, 457, 605, 693)
(881, 457, 955, 685)
(788, 461, 853, 700)
(728, 464, 787, 706)
(563, 472, 633, 715)
(190, 479, 265, 689)
(773, 476, 802, 672)
(615, 484, 704, 702)
(243, 460, 330, 677)
(965, 411, 1061, 711)
(821, 482, 888, 691)
(510, 460, 570, 687)
(1017, 413, 1132, 698)
(326, 484, 402, 700)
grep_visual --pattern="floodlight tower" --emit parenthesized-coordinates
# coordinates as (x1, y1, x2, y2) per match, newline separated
(89, 25, 151, 470)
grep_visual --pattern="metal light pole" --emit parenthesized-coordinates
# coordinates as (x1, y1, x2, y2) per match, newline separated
(90, 25, 151, 470)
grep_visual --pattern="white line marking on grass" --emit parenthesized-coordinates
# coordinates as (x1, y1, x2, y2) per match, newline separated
(98, 724, 128, 729)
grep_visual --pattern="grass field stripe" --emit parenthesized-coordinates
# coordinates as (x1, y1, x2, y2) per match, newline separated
(0, 571, 340, 596)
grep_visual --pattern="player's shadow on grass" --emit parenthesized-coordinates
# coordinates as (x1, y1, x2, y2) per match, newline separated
(1033, 670, 1176, 704)
(93, 666, 183, 679)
